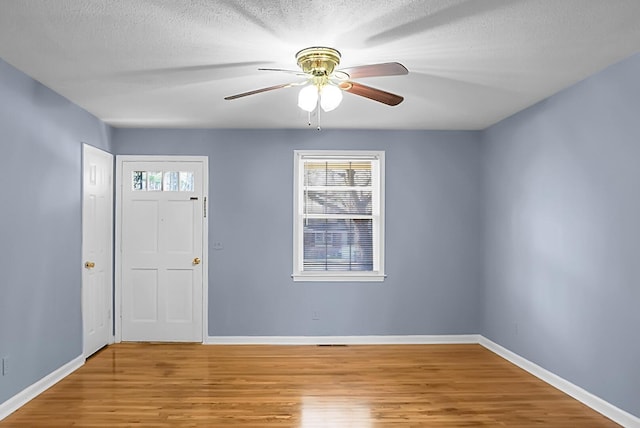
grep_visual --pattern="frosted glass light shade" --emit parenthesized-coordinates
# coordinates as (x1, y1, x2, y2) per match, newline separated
(320, 84, 343, 112)
(298, 85, 318, 112)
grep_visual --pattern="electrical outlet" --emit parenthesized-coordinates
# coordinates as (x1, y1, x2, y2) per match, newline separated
(213, 242, 223, 250)
(312, 311, 320, 320)
(2, 357, 8, 376)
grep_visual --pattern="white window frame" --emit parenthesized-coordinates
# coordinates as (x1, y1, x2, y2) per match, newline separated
(293, 150, 385, 282)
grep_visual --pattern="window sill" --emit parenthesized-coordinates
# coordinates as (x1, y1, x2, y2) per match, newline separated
(292, 273, 386, 282)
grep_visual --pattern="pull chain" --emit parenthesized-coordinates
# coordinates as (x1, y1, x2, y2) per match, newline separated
(317, 95, 321, 131)
(304, 91, 323, 130)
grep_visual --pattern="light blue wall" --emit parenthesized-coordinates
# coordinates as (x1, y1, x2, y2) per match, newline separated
(112, 129, 484, 336)
(482, 53, 640, 417)
(0, 58, 112, 404)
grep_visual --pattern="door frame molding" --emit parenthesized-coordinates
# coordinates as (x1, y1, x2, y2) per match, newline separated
(114, 155, 209, 343)
(82, 144, 115, 356)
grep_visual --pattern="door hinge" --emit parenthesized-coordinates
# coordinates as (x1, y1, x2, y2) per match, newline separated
(204, 196, 207, 218)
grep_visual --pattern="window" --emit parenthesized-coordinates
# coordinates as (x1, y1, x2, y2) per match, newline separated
(132, 171, 194, 192)
(293, 150, 385, 282)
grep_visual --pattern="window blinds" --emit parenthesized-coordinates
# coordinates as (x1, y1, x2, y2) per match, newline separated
(301, 158, 377, 272)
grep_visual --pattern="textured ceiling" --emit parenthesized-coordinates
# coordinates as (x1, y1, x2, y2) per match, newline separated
(1, 0, 639, 130)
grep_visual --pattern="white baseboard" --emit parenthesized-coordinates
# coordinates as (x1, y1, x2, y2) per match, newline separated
(205, 334, 481, 345)
(479, 337, 639, 428)
(0, 354, 84, 421)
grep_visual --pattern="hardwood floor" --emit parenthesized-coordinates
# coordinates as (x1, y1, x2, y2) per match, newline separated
(1, 343, 618, 427)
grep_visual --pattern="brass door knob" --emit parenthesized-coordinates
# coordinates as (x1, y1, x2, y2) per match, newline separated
(193, 257, 201, 265)
(84, 261, 96, 269)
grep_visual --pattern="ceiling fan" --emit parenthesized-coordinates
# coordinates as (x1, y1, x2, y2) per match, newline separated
(224, 47, 408, 126)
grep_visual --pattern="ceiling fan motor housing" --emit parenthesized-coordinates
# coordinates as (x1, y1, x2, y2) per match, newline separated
(296, 47, 341, 76)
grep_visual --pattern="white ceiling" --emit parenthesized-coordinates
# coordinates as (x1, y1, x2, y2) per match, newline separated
(1, 0, 639, 130)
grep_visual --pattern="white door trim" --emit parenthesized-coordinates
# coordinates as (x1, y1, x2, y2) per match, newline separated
(82, 144, 114, 357)
(115, 155, 209, 343)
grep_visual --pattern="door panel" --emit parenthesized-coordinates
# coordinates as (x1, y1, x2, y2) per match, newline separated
(166, 201, 195, 252)
(131, 269, 159, 321)
(120, 160, 204, 342)
(166, 270, 193, 321)
(82, 145, 113, 357)
(130, 200, 160, 252)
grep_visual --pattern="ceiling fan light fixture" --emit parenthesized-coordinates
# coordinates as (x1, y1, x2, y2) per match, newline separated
(320, 84, 343, 112)
(298, 84, 318, 112)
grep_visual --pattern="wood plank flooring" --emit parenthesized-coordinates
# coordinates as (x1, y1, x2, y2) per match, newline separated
(1, 343, 619, 427)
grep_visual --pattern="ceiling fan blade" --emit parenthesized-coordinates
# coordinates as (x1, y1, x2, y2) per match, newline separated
(224, 83, 297, 100)
(258, 68, 306, 76)
(337, 62, 408, 79)
(339, 81, 404, 106)
(111, 61, 275, 86)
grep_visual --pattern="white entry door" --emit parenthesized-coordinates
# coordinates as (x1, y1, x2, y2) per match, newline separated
(82, 144, 113, 357)
(118, 158, 206, 342)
